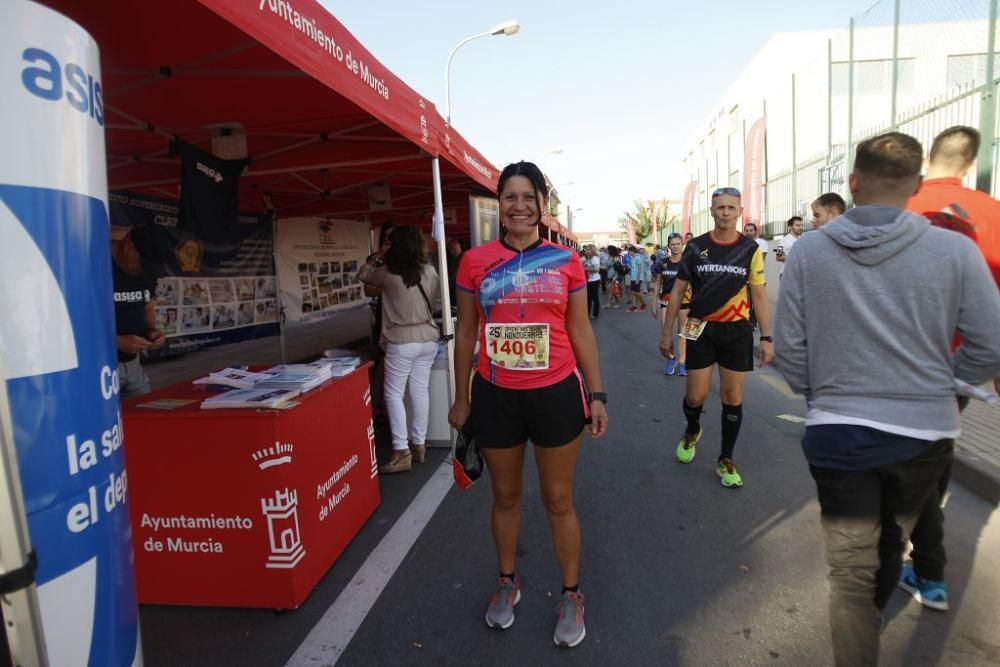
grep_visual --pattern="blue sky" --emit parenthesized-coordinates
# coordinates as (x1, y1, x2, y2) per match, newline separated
(322, 1, 877, 231)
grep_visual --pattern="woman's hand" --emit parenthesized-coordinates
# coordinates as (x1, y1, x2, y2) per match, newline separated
(588, 401, 608, 438)
(448, 400, 471, 430)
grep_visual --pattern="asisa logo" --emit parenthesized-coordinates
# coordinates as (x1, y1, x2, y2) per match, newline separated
(20, 47, 104, 127)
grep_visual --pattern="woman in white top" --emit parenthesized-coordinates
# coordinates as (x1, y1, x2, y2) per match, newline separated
(358, 225, 441, 473)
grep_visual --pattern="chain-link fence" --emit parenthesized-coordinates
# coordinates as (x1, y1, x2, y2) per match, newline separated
(683, 0, 999, 239)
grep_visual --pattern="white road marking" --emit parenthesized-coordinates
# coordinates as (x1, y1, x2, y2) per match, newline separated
(757, 372, 800, 400)
(777, 414, 807, 424)
(286, 459, 455, 667)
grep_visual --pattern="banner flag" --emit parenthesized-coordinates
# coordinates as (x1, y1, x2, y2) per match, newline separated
(742, 117, 767, 229)
(109, 191, 277, 357)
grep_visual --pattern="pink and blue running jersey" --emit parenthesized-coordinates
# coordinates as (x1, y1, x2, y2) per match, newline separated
(456, 238, 587, 390)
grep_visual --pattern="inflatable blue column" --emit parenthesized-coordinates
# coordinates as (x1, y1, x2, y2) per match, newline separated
(0, 1, 142, 665)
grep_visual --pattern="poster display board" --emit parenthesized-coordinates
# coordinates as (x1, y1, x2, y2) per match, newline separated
(122, 365, 379, 609)
(109, 191, 278, 356)
(275, 217, 370, 322)
(469, 195, 499, 248)
(0, 2, 141, 664)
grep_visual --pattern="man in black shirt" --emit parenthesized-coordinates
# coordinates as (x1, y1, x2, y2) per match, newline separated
(111, 226, 164, 397)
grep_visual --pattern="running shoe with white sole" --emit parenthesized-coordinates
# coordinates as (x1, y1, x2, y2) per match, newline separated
(553, 590, 586, 647)
(898, 565, 949, 611)
(676, 428, 702, 463)
(716, 457, 743, 488)
(485, 575, 521, 629)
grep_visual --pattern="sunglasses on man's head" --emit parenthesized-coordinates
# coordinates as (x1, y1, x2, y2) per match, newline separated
(712, 187, 742, 198)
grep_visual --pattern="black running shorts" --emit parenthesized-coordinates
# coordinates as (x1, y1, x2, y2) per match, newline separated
(685, 320, 754, 372)
(471, 371, 588, 449)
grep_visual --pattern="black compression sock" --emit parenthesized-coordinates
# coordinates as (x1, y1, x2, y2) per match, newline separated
(720, 403, 743, 460)
(682, 398, 703, 434)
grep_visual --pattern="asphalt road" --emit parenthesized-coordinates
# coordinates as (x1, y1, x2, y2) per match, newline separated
(132, 300, 1000, 666)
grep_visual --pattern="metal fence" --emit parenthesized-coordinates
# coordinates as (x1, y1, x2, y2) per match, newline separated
(686, 0, 999, 239)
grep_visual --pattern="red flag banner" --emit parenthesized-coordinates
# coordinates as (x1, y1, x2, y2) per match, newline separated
(681, 181, 696, 237)
(742, 117, 766, 228)
(623, 220, 637, 245)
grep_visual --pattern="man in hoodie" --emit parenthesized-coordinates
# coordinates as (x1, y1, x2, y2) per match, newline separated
(773, 132, 1000, 667)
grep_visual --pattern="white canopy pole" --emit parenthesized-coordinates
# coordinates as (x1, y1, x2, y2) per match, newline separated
(430, 158, 456, 439)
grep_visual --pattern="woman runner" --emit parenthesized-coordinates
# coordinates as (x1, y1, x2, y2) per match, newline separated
(653, 233, 690, 375)
(449, 161, 608, 648)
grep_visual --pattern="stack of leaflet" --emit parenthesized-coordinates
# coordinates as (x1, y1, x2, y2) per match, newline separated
(200, 387, 300, 410)
(312, 355, 361, 377)
(193, 368, 273, 389)
(256, 364, 332, 393)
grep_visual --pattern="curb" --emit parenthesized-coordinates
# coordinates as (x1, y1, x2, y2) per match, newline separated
(953, 442, 1000, 507)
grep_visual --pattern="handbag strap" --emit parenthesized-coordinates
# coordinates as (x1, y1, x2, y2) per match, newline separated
(416, 279, 454, 342)
(415, 281, 435, 325)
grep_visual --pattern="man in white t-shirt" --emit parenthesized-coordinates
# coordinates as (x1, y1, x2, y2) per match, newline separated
(743, 222, 768, 256)
(775, 216, 804, 276)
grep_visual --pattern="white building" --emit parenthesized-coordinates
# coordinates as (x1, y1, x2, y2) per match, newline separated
(680, 15, 996, 239)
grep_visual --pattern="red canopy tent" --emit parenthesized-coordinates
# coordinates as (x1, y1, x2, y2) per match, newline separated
(42, 0, 505, 416)
(46, 0, 498, 235)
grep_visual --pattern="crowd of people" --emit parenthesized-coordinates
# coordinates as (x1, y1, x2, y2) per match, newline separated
(107, 125, 1000, 662)
(424, 126, 1000, 662)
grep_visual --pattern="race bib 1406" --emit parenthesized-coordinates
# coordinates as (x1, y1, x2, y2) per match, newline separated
(485, 323, 550, 370)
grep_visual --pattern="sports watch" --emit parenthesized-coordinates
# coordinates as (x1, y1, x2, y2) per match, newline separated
(588, 392, 608, 404)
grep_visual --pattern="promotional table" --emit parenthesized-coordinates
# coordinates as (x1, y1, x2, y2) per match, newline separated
(121, 364, 378, 609)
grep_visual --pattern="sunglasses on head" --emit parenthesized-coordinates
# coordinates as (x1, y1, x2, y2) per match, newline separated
(712, 187, 742, 198)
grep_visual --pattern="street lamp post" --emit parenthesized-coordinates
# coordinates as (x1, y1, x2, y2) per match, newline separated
(435, 19, 520, 446)
(444, 20, 520, 124)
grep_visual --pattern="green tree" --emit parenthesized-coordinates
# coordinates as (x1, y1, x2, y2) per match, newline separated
(618, 199, 672, 243)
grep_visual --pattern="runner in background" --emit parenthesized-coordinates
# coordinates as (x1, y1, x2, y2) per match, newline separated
(449, 161, 608, 648)
(604, 245, 624, 309)
(811, 193, 847, 229)
(901, 125, 1000, 612)
(582, 244, 602, 319)
(659, 187, 772, 488)
(653, 233, 690, 376)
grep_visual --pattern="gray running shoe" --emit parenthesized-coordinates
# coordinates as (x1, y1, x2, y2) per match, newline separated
(485, 576, 521, 629)
(553, 590, 586, 647)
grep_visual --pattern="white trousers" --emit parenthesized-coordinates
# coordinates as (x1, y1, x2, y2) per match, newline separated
(383, 340, 439, 451)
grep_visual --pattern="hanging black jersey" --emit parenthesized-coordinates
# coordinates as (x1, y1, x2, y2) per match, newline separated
(678, 232, 765, 321)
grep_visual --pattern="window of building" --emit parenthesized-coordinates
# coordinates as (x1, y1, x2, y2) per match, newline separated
(832, 58, 915, 96)
(946, 53, 1000, 90)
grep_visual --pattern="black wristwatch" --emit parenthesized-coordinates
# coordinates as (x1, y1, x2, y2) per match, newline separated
(588, 391, 608, 404)
(759, 336, 773, 342)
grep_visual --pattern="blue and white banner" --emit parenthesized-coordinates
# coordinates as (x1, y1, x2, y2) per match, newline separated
(109, 191, 278, 357)
(0, 2, 141, 665)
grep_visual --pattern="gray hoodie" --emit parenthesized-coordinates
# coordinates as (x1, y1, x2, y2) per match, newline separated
(773, 205, 1000, 435)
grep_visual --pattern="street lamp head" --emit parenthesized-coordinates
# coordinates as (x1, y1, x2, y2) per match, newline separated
(490, 20, 520, 36)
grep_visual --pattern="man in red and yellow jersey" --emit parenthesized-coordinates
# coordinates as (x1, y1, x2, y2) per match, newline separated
(659, 187, 772, 488)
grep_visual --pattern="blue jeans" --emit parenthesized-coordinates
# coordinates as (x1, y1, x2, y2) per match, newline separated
(809, 438, 953, 667)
